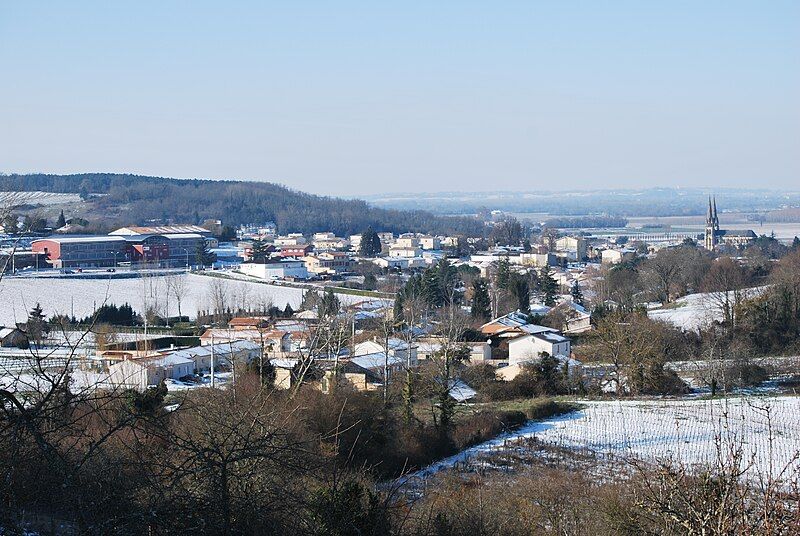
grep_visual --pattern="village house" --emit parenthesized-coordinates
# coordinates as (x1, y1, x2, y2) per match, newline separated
(418, 236, 441, 250)
(601, 248, 636, 265)
(274, 233, 307, 246)
(496, 354, 583, 382)
(108, 353, 195, 391)
(236, 222, 277, 240)
(388, 245, 422, 258)
(352, 338, 418, 367)
(320, 360, 384, 393)
(529, 301, 592, 334)
(312, 232, 350, 251)
(393, 235, 419, 249)
(304, 251, 353, 274)
(480, 311, 572, 364)
(555, 236, 587, 262)
(280, 244, 314, 258)
(416, 339, 492, 364)
(0, 327, 26, 348)
(163, 340, 262, 372)
(199, 327, 293, 354)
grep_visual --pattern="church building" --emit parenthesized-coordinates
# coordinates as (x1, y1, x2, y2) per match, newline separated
(704, 196, 756, 250)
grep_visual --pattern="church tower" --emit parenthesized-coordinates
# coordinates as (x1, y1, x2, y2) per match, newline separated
(704, 196, 719, 250)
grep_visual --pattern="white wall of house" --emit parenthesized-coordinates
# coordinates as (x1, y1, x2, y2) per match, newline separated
(388, 247, 422, 258)
(240, 261, 309, 280)
(508, 335, 571, 365)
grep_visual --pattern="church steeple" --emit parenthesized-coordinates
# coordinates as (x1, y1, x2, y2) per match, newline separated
(712, 196, 719, 227)
(705, 195, 720, 250)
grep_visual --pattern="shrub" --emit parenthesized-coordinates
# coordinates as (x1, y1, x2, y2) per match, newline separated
(451, 410, 527, 450)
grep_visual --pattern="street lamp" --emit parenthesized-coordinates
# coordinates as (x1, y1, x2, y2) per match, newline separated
(181, 248, 189, 272)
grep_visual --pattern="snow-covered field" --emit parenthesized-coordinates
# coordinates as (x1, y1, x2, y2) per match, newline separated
(0, 273, 313, 325)
(0, 190, 81, 206)
(414, 396, 800, 484)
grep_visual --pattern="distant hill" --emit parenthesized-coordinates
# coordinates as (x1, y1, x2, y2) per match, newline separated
(0, 173, 485, 237)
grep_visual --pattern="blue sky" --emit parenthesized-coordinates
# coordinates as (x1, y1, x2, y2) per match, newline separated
(0, 1, 798, 195)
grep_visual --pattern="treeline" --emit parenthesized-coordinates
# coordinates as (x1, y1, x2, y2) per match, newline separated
(0, 173, 486, 237)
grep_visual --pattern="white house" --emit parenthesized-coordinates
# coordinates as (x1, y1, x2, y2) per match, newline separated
(601, 248, 635, 265)
(239, 260, 309, 280)
(164, 341, 261, 372)
(389, 246, 422, 258)
(417, 340, 491, 364)
(108, 353, 195, 390)
(274, 233, 307, 246)
(393, 235, 419, 249)
(496, 355, 583, 381)
(555, 236, 587, 261)
(507, 327, 571, 365)
(419, 236, 441, 250)
(353, 338, 418, 368)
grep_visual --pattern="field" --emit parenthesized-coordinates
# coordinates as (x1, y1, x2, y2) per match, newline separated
(414, 396, 800, 484)
(0, 190, 82, 207)
(0, 273, 317, 324)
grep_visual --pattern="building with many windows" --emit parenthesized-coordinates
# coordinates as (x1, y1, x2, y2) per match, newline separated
(32, 229, 207, 268)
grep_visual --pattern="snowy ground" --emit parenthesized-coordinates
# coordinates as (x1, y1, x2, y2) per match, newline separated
(0, 272, 315, 325)
(410, 396, 800, 485)
(648, 287, 765, 331)
(0, 190, 82, 206)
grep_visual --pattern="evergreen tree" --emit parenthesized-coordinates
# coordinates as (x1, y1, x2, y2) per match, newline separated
(436, 258, 460, 305)
(540, 265, 558, 306)
(358, 227, 383, 257)
(793, 236, 800, 251)
(283, 303, 294, 317)
(300, 290, 321, 311)
(1, 213, 18, 235)
(56, 210, 66, 228)
(421, 267, 442, 308)
(422, 258, 459, 307)
(496, 257, 511, 290)
(470, 278, 491, 321)
(318, 289, 341, 318)
(571, 280, 584, 306)
(26, 303, 49, 346)
(251, 239, 270, 263)
(509, 274, 530, 313)
(395, 273, 424, 321)
(195, 240, 217, 267)
(362, 273, 377, 291)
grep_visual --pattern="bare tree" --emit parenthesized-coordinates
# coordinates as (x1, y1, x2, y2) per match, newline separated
(208, 277, 231, 325)
(166, 273, 189, 320)
(702, 257, 751, 328)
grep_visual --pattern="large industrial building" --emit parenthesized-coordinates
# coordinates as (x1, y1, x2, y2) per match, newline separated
(32, 226, 209, 268)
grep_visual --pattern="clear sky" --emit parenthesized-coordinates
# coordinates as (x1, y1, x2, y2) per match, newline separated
(1, 1, 798, 196)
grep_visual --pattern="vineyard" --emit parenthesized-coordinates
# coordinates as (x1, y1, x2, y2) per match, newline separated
(0, 190, 81, 206)
(409, 396, 800, 487)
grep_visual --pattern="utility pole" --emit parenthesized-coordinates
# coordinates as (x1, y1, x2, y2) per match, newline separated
(210, 333, 216, 388)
